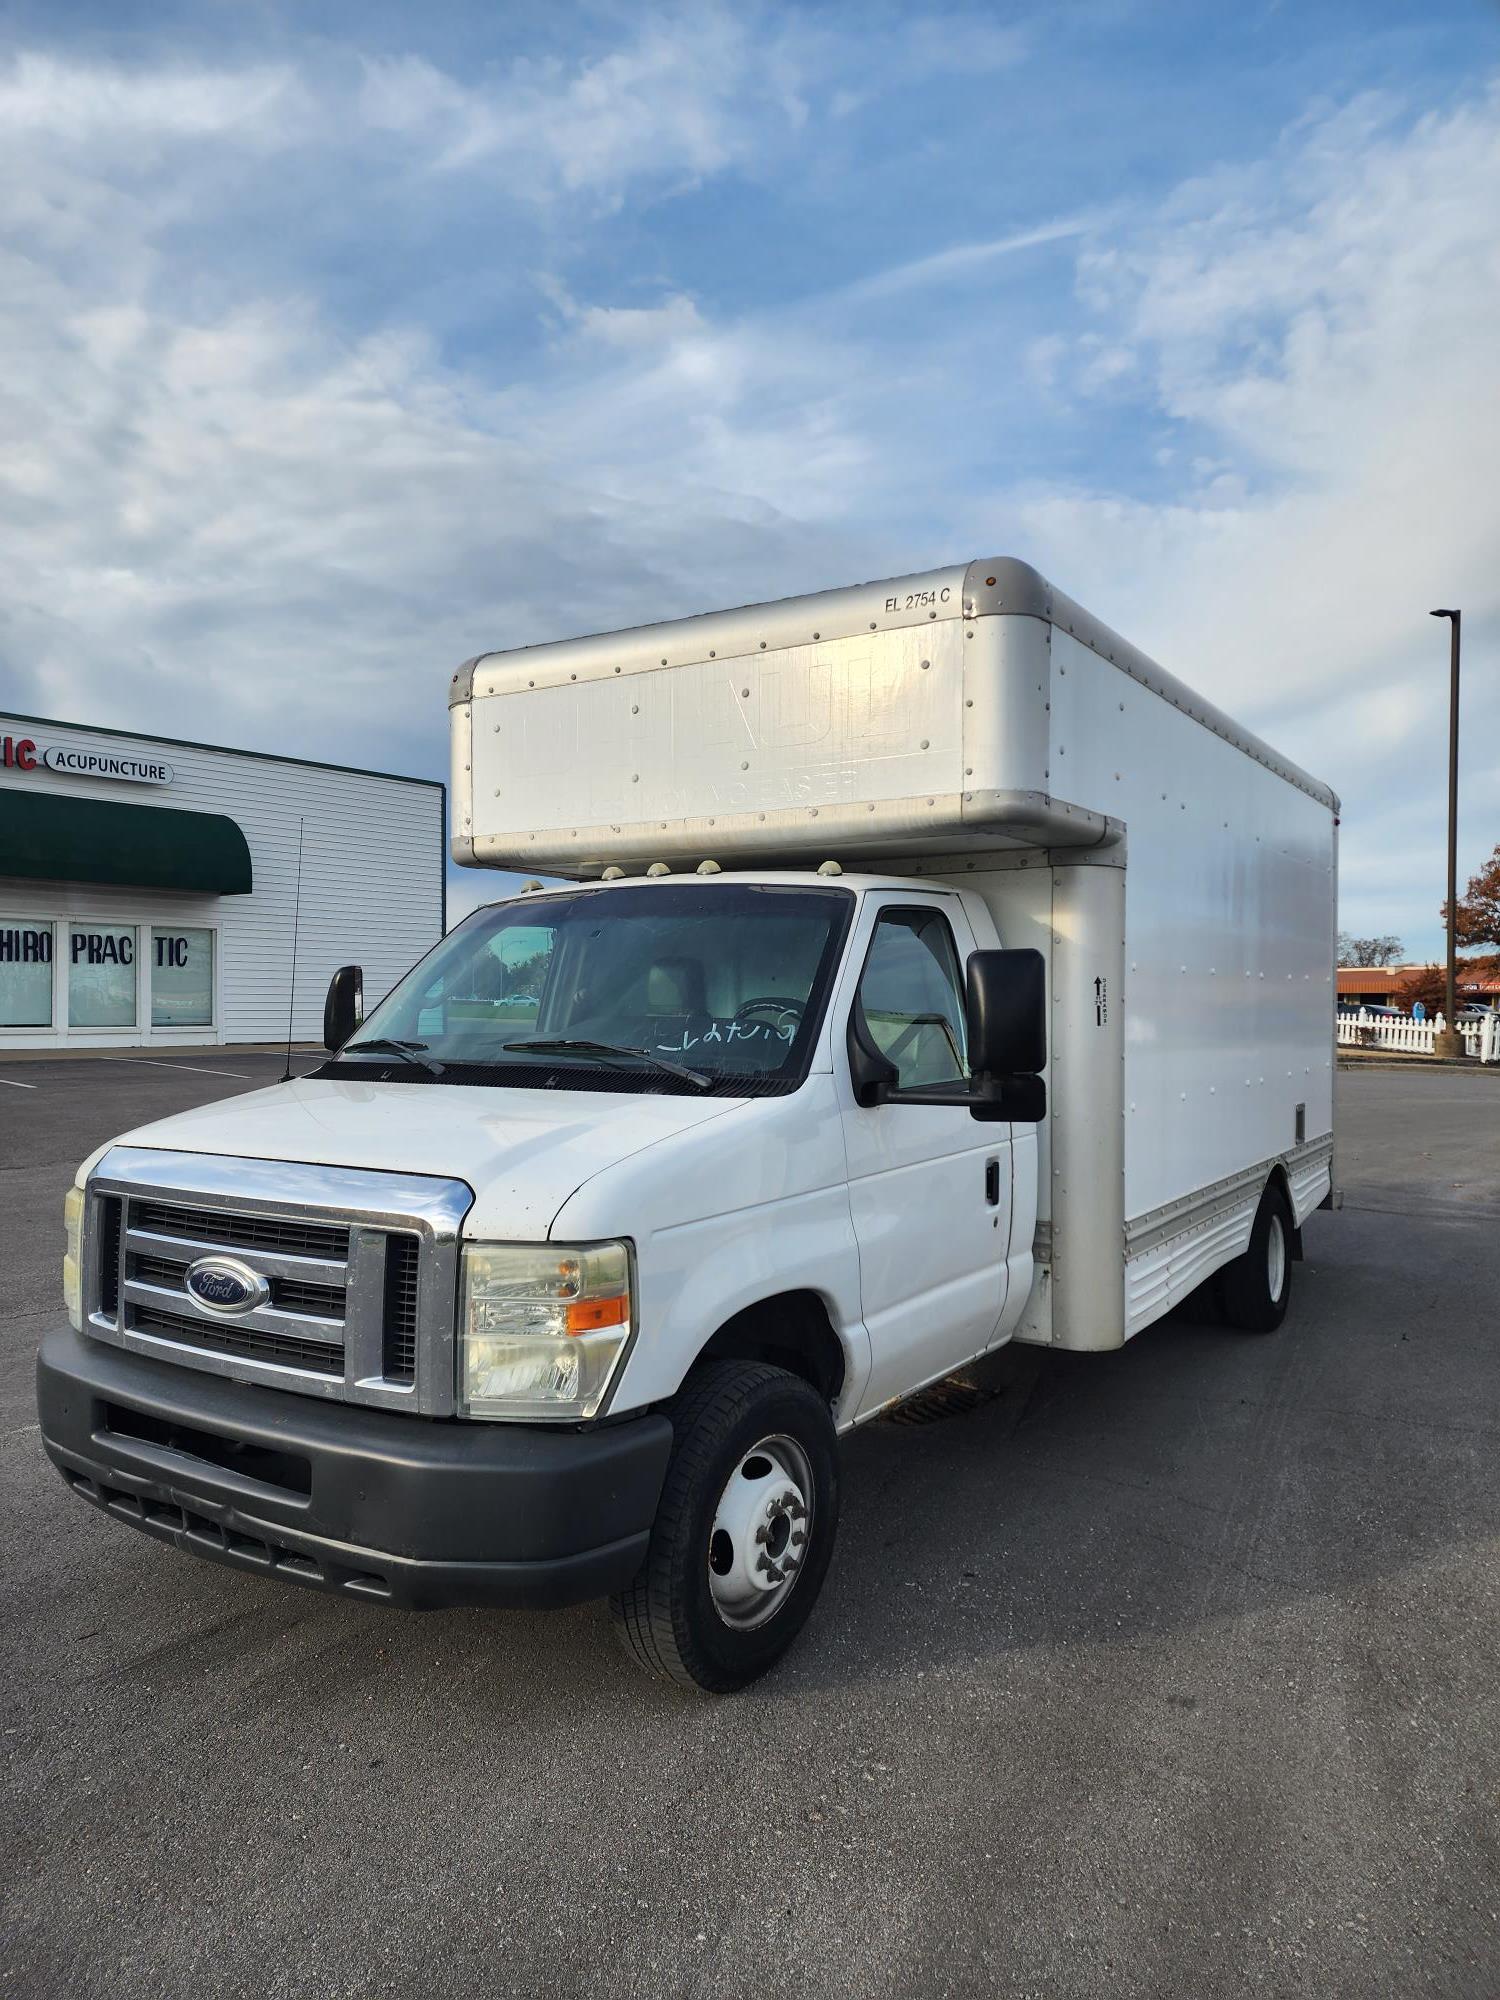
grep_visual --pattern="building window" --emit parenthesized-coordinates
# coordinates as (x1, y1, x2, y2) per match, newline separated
(151, 927, 214, 1027)
(0, 919, 55, 1027)
(69, 923, 138, 1028)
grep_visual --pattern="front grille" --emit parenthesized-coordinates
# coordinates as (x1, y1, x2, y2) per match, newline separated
(272, 1276, 345, 1318)
(128, 1251, 345, 1323)
(382, 1234, 420, 1384)
(133, 1303, 345, 1375)
(132, 1200, 349, 1262)
(98, 1197, 122, 1317)
(85, 1150, 466, 1413)
(132, 1251, 188, 1289)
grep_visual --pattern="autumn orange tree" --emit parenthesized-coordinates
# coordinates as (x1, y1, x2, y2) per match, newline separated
(1405, 843, 1500, 1014)
(1445, 842, 1500, 953)
(1396, 960, 1482, 1015)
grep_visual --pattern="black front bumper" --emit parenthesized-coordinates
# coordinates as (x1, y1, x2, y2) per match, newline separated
(37, 1326, 673, 1610)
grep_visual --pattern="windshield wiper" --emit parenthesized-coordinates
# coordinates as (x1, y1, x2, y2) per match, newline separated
(341, 1037, 445, 1076)
(501, 1038, 711, 1089)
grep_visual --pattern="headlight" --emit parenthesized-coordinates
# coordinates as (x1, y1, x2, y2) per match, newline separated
(64, 1183, 85, 1331)
(459, 1241, 632, 1421)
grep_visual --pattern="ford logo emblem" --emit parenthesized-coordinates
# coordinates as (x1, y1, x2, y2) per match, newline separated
(184, 1255, 270, 1317)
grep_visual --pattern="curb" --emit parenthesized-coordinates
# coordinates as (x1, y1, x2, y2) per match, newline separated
(1338, 1053, 1500, 1073)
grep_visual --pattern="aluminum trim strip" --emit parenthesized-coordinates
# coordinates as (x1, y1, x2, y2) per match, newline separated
(118, 1327, 346, 1389)
(121, 1278, 345, 1339)
(1124, 1135, 1334, 1258)
(95, 1148, 471, 1234)
(123, 1227, 348, 1287)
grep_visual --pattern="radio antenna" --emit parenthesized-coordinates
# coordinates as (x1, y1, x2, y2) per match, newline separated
(281, 816, 306, 1083)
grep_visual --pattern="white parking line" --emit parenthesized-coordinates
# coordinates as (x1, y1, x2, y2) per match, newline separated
(0, 1077, 39, 1089)
(97, 1057, 249, 1079)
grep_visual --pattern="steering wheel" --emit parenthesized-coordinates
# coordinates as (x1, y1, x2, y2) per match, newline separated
(732, 996, 806, 1028)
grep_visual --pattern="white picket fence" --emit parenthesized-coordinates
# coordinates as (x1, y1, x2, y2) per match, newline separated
(1337, 1007, 1500, 1062)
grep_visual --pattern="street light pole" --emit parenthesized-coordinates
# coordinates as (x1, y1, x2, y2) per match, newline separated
(1430, 608, 1462, 1058)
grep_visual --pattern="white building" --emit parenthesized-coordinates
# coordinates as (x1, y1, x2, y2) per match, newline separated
(1, 713, 444, 1051)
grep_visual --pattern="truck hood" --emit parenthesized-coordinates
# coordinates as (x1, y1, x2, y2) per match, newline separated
(98, 1077, 746, 1239)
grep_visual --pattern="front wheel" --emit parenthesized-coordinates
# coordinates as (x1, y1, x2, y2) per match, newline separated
(1217, 1180, 1294, 1332)
(610, 1361, 839, 1692)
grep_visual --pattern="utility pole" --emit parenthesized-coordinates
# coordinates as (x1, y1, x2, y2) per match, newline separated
(1429, 608, 1462, 1058)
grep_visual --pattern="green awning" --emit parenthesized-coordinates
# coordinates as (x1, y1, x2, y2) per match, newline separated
(0, 788, 253, 895)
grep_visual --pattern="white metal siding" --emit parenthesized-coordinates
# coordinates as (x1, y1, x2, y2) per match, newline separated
(1, 716, 442, 1048)
(1044, 628, 1336, 1224)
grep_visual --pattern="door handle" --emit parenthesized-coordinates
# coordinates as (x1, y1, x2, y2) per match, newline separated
(985, 1158, 1001, 1206)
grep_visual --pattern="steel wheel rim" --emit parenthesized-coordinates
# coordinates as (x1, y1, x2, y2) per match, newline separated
(707, 1433, 814, 1631)
(1267, 1213, 1287, 1302)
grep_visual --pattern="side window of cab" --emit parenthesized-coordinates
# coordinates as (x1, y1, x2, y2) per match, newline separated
(855, 908, 969, 1090)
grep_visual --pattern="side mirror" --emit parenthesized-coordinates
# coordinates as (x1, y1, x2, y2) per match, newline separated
(845, 945, 1048, 1122)
(966, 949, 1046, 1075)
(965, 948, 1046, 1123)
(324, 964, 363, 1051)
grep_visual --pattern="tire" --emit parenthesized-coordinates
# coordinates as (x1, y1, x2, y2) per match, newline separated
(1217, 1180, 1294, 1332)
(610, 1361, 839, 1692)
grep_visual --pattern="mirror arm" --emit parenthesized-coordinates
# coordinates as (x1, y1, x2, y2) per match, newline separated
(846, 998, 900, 1108)
(886, 1072, 1046, 1123)
(884, 1083, 980, 1108)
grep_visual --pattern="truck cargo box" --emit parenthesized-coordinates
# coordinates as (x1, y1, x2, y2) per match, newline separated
(451, 557, 1339, 1352)
(450, 557, 1332, 877)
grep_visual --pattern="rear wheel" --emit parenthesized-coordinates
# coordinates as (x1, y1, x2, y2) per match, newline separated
(610, 1361, 839, 1692)
(1217, 1180, 1294, 1332)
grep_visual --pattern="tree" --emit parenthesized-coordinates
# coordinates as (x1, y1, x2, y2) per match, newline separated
(1444, 843, 1500, 952)
(1397, 962, 1454, 1016)
(1337, 932, 1405, 967)
(1397, 955, 1500, 1017)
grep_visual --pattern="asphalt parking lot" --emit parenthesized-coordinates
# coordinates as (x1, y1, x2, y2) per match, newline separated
(2, 1055, 1497, 1999)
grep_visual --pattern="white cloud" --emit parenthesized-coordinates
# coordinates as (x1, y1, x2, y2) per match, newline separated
(357, 8, 808, 198)
(0, 34, 871, 788)
(843, 218, 1091, 303)
(558, 290, 708, 350)
(1005, 84, 1500, 952)
(0, 50, 306, 147)
(0, 23, 1494, 960)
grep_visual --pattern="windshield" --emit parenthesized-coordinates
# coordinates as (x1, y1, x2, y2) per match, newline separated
(342, 882, 854, 1093)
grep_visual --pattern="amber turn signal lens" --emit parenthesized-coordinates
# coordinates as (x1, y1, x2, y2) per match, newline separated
(564, 1294, 629, 1335)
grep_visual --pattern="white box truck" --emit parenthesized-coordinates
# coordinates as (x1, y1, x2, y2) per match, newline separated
(39, 558, 1338, 1690)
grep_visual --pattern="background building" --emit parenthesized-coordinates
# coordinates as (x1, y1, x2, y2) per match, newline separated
(1335, 967, 1409, 1011)
(1, 714, 444, 1051)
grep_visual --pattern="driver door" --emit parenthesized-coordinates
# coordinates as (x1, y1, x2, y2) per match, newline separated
(839, 899, 1011, 1416)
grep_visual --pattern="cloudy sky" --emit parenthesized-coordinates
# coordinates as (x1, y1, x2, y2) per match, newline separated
(1, 0, 1495, 952)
